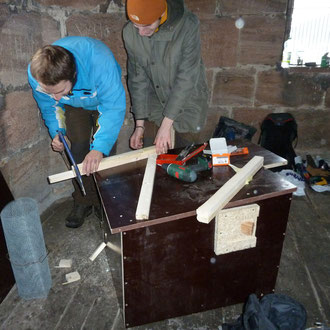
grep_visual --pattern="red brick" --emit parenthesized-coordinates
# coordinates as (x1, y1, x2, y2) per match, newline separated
(219, 0, 287, 15)
(200, 17, 239, 68)
(0, 7, 60, 88)
(1, 138, 72, 209)
(206, 69, 214, 103)
(239, 15, 286, 65)
(66, 13, 127, 68)
(294, 110, 330, 153)
(1, 91, 41, 155)
(325, 89, 330, 108)
(35, 0, 109, 11)
(203, 106, 231, 138)
(185, 0, 217, 19)
(282, 73, 324, 107)
(212, 68, 256, 106)
(255, 70, 286, 106)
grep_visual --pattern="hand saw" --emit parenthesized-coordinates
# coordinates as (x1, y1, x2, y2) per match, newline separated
(58, 131, 86, 196)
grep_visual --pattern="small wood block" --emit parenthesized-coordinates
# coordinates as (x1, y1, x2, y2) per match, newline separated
(63, 271, 81, 285)
(106, 242, 121, 254)
(89, 242, 106, 262)
(241, 221, 255, 236)
(55, 259, 72, 268)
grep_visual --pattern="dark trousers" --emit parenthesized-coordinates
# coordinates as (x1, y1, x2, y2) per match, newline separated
(65, 105, 115, 207)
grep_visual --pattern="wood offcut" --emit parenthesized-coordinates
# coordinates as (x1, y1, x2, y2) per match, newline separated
(196, 156, 264, 224)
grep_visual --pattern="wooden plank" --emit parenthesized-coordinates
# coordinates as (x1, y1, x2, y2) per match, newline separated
(135, 154, 157, 220)
(196, 156, 264, 224)
(264, 159, 287, 170)
(89, 242, 106, 262)
(48, 146, 156, 184)
(48, 168, 77, 184)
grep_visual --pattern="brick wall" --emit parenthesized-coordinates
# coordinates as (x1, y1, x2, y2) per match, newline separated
(0, 0, 329, 212)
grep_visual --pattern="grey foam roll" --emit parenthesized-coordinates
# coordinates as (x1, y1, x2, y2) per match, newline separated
(1, 197, 52, 299)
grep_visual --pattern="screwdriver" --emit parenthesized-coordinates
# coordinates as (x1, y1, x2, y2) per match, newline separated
(162, 163, 197, 183)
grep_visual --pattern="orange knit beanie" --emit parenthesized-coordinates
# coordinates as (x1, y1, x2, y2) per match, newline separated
(127, 0, 166, 25)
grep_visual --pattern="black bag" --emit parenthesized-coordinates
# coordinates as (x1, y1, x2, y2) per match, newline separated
(222, 293, 307, 330)
(213, 116, 257, 141)
(259, 113, 298, 171)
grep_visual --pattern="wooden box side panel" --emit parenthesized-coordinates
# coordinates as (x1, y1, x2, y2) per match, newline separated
(104, 231, 123, 311)
(122, 194, 292, 328)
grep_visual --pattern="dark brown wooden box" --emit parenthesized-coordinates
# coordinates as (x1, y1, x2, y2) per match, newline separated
(95, 143, 296, 328)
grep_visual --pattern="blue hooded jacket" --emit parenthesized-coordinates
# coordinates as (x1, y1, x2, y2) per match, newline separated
(28, 36, 126, 156)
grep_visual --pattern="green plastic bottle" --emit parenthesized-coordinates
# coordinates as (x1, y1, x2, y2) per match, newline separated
(321, 53, 329, 68)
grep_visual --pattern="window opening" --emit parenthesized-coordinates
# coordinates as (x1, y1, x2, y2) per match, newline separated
(282, 0, 330, 68)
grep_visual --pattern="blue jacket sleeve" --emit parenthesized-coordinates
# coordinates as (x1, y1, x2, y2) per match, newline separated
(91, 60, 126, 156)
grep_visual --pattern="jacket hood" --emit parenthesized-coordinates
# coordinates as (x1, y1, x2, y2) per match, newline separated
(162, 0, 184, 30)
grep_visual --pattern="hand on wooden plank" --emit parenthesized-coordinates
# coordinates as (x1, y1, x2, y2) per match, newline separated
(83, 150, 103, 176)
(48, 146, 157, 184)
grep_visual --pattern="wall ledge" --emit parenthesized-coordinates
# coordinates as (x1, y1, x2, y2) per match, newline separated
(282, 66, 330, 73)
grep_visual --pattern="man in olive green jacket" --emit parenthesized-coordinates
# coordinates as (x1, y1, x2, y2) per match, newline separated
(123, 0, 208, 154)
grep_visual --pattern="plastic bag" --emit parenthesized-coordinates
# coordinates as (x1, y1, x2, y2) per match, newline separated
(278, 169, 306, 196)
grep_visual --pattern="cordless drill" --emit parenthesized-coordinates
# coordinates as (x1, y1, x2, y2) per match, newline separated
(162, 155, 212, 183)
(187, 155, 212, 172)
(162, 164, 198, 182)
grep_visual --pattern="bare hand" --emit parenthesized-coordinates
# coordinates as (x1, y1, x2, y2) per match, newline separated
(130, 127, 144, 149)
(154, 117, 174, 154)
(51, 134, 64, 152)
(82, 150, 103, 176)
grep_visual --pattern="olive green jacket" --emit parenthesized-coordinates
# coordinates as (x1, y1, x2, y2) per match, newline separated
(123, 0, 208, 133)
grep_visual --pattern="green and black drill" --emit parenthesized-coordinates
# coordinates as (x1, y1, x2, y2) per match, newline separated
(162, 155, 212, 182)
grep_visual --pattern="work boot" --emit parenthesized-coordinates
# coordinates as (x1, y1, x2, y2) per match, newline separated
(65, 204, 93, 228)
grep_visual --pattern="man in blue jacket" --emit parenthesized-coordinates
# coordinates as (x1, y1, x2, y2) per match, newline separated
(28, 36, 126, 228)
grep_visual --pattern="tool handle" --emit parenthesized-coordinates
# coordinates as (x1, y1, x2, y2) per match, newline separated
(58, 132, 76, 166)
(58, 131, 86, 196)
(176, 143, 194, 161)
(181, 143, 208, 164)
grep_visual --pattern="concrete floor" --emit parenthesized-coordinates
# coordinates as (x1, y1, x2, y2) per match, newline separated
(0, 187, 329, 330)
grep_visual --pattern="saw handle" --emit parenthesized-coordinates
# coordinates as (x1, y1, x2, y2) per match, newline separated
(58, 132, 75, 166)
(58, 131, 86, 196)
